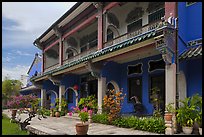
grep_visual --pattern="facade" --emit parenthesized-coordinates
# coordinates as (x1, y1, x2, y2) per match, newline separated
(20, 75, 29, 88)
(20, 53, 42, 98)
(26, 2, 201, 116)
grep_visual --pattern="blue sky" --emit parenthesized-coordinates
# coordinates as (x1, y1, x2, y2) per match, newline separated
(2, 2, 77, 80)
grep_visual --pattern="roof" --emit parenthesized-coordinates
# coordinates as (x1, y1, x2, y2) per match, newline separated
(179, 45, 202, 60)
(27, 53, 42, 74)
(20, 85, 40, 92)
(34, 2, 82, 43)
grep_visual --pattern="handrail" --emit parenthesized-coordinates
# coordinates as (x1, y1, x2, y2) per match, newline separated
(103, 21, 161, 48)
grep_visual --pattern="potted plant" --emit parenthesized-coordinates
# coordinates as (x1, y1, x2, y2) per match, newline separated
(54, 98, 60, 117)
(176, 94, 201, 134)
(164, 103, 175, 121)
(69, 106, 92, 135)
(194, 94, 202, 135)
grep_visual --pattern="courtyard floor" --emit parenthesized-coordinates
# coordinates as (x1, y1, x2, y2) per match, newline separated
(2, 109, 162, 135)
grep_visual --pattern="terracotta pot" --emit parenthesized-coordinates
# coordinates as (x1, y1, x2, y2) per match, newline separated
(75, 123, 89, 135)
(182, 126, 193, 134)
(11, 109, 17, 117)
(55, 111, 60, 117)
(164, 113, 172, 121)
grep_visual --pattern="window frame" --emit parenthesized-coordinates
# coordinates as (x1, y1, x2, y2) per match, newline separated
(127, 76, 142, 103)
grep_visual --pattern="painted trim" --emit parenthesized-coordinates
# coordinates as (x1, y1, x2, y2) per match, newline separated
(148, 58, 165, 73)
(127, 63, 143, 76)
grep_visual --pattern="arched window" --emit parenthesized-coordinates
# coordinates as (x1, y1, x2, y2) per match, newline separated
(66, 49, 74, 59)
(106, 81, 120, 96)
(107, 28, 114, 42)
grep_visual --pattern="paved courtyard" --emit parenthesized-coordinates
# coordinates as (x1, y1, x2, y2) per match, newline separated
(3, 109, 163, 135)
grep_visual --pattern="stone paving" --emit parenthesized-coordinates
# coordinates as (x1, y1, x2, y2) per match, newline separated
(3, 109, 163, 135)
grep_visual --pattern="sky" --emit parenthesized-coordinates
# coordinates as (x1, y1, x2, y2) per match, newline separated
(2, 2, 77, 81)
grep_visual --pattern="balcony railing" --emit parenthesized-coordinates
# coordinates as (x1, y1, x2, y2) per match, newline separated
(63, 47, 97, 65)
(103, 21, 161, 48)
(44, 63, 59, 73)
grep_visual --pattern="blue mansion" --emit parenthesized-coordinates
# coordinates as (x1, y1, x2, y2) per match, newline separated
(20, 1, 202, 124)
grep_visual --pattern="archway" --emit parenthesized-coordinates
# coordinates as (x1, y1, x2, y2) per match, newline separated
(106, 80, 120, 95)
(46, 90, 58, 109)
(64, 87, 78, 109)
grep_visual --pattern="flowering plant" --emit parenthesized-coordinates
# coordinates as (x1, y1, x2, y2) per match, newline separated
(6, 95, 39, 110)
(69, 106, 93, 124)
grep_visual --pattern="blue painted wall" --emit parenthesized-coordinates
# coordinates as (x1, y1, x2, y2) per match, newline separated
(186, 58, 202, 97)
(102, 54, 164, 115)
(178, 2, 202, 55)
(61, 74, 80, 111)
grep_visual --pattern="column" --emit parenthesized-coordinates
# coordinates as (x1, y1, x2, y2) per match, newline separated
(41, 89, 46, 108)
(59, 85, 65, 111)
(59, 38, 63, 66)
(42, 52, 44, 72)
(97, 77, 106, 114)
(97, 4, 103, 50)
(165, 63, 176, 135)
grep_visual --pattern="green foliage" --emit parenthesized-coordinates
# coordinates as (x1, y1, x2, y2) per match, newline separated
(92, 113, 165, 134)
(78, 111, 89, 123)
(92, 113, 109, 124)
(78, 95, 98, 113)
(176, 93, 202, 127)
(165, 103, 175, 113)
(2, 78, 22, 97)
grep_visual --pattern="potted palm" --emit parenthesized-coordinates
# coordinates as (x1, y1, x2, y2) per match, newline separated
(164, 103, 175, 121)
(176, 94, 201, 134)
(69, 106, 92, 135)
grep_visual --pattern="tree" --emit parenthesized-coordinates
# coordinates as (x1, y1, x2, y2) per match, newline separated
(2, 77, 23, 98)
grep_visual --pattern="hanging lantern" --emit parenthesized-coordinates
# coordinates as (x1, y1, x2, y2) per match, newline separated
(73, 85, 79, 91)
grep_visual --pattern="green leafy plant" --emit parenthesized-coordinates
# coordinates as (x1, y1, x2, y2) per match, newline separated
(69, 106, 92, 124)
(176, 94, 202, 127)
(165, 103, 175, 113)
(78, 95, 98, 114)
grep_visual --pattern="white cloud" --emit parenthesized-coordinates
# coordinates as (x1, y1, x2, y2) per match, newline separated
(16, 50, 32, 56)
(2, 65, 30, 81)
(2, 2, 77, 48)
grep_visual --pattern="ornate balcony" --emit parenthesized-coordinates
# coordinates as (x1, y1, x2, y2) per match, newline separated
(104, 21, 161, 48)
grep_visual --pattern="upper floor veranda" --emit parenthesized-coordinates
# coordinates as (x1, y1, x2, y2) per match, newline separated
(33, 2, 176, 75)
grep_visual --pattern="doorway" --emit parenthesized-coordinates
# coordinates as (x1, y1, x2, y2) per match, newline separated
(150, 74, 165, 115)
